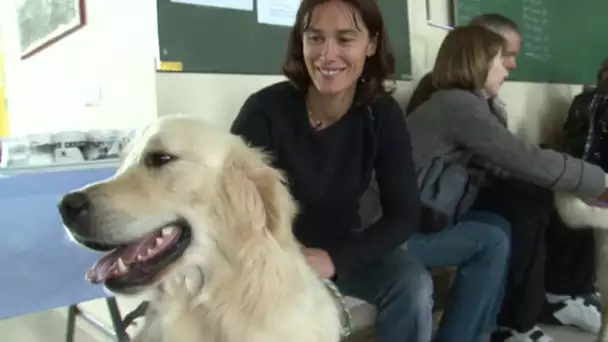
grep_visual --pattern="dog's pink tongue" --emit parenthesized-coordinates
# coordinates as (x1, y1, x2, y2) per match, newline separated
(85, 227, 181, 284)
(86, 249, 124, 284)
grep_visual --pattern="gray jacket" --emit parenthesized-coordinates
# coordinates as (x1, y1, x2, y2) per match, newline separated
(406, 89, 606, 199)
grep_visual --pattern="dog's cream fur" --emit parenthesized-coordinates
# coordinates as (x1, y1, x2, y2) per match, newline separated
(65, 115, 342, 342)
(554, 180, 608, 342)
(70, 114, 608, 342)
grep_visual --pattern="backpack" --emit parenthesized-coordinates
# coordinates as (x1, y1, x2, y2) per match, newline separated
(416, 150, 487, 233)
(561, 90, 608, 169)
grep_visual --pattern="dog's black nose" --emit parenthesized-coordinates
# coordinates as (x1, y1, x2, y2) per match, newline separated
(58, 191, 91, 225)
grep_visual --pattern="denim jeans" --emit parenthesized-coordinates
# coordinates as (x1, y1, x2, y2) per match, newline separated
(408, 210, 511, 342)
(336, 246, 434, 342)
(336, 210, 510, 342)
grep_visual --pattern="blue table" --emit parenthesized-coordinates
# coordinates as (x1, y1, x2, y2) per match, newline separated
(0, 163, 135, 340)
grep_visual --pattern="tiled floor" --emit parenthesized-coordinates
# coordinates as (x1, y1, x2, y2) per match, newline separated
(0, 297, 598, 341)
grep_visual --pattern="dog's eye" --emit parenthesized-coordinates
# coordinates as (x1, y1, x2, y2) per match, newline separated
(144, 152, 177, 168)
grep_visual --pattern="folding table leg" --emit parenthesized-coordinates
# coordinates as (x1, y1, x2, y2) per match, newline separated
(105, 297, 128, 341)
(64, 298, 128, 342)
(65, 305, 78, 342)
(122, 301, 149, 328)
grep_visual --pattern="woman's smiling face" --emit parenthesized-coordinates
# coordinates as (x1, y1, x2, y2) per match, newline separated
(302, 1, 377, 96)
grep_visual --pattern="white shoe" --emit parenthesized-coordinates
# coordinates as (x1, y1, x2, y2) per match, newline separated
(543, 293, 601, 333)
(498, 326, 554, 342)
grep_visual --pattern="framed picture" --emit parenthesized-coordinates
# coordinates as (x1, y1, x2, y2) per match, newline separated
(16, 0, 86, 60)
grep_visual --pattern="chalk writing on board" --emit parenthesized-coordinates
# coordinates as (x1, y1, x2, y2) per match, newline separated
(456, 8, 476, 23)
(455, 0, 482, 24)
(521, 0, 551, 61)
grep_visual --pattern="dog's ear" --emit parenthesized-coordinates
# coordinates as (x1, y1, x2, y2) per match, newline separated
(223, 145, 297, 239)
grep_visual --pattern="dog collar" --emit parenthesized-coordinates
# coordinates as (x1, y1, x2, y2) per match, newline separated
(323, 279, 353, 340)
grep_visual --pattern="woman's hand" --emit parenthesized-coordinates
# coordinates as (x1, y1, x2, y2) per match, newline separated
(302, 248, 335, 279)
(585, 180, 608, 206)
(591, 175, 608, 205)
(587, 195, 608, 207)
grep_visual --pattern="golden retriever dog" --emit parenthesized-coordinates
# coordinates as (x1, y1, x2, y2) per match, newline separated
(554, 190, 608, 342)
(57, 115, 342, 342)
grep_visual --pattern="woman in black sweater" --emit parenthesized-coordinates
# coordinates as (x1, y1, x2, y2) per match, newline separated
(231, 0, 514, 341)
(230, 1, 428, 341)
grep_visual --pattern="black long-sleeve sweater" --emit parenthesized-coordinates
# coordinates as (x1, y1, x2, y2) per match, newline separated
(230, 81, 420, 275)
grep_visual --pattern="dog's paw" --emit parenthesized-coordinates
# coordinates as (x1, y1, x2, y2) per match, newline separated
(555, 192, 608, 230)
(161, 266, 205, 306)
(182, 266, 205, 295)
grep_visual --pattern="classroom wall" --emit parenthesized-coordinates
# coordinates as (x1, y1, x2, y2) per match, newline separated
(0, 0, 158, 136)
(1, 0, 584, 143)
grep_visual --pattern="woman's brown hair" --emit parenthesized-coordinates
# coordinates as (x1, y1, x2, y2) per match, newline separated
(432, 25, 506, 91)
(406, 73, 436, 114)
(282, 0, 396, 104)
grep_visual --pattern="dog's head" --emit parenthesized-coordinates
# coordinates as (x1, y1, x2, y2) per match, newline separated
(58, 115, 297, 294)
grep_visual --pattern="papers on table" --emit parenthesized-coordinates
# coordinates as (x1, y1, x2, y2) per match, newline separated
(169, 0, 302, 27)
(256, 0, 300, 27)
(170, 0, 253, 11)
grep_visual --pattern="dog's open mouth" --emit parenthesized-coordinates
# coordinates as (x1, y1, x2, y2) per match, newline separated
(84, 220, 192, 291)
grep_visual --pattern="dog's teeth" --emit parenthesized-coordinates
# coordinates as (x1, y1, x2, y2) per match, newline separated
(155, 237, 164, 246)
(162, 227, 173, 236)
(136, 255, 144, 261)
(147, 248, 154, 256)
(117, 258, 128, 273)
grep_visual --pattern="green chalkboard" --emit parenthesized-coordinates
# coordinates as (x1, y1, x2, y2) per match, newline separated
(157, 0, 411, 79)
(455, 0, 608, 85)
